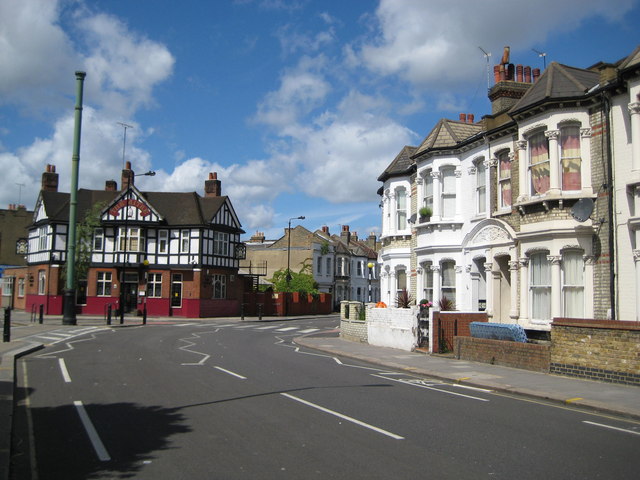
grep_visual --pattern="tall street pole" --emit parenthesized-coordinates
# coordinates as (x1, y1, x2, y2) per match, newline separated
(62, 71, 86, 325)
(285, 216, 304, 315)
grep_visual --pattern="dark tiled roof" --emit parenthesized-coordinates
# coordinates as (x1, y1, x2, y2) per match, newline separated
(39, 189, 239, 230)
(413, 119, 483, 157)
(510, 62, 600, 114)
(377, 145, 417, 181)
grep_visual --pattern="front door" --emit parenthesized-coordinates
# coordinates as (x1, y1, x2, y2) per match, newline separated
(123, 272, 139, 313)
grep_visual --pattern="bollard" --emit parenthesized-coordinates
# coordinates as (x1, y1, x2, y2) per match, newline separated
(240, 303, 244, 321)
(3, 308, 10, 342)
(107, 305, 112, 325)
(258, 303, 263, 321)
(142, 304, 147, 325)
(39, 304, 44, 324)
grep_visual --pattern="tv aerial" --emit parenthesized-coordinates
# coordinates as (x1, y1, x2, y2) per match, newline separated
(532, 48, 547, 69)
(478, 46, 492, 91)
(570, 198, 594, 222)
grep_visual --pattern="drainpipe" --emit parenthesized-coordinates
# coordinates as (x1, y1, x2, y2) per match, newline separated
(602, 92, 616, 320)
(62, 71, 86, 325)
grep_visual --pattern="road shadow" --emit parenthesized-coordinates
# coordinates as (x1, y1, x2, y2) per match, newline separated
(12, 392, 191, 479)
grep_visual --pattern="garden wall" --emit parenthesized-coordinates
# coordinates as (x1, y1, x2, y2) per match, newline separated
(454, 336, 551, 373)
(367, 306, 418, 351)
(550, 318, 640, 386)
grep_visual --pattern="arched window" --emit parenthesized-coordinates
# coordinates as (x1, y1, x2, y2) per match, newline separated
(560, 125, 581, 191)
(529, 131, 550, 195)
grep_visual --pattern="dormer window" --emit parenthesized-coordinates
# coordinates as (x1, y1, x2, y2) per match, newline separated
(529, 131, 550, 195)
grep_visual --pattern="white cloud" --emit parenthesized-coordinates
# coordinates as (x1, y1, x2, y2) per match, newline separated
(357, 0, 636, 90)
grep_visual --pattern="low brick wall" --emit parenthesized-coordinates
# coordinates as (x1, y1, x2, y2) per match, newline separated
(340, 319, 368, 343)
(454, 336, 550, 373)
(432, 312, 488, 353)
(550, 318, 640, 386)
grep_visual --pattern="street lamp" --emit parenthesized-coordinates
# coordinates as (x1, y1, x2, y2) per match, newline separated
(285, 215, 305, 316)
(119, 170, 156, 324)
(367, 262, 374, 303)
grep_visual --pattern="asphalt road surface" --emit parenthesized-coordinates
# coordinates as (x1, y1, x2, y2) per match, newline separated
(11, 316, 640, 479)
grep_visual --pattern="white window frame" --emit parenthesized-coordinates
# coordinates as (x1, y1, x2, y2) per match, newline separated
(423, 171, 433, 211)
(158, 230, 168, 254)
(475, 159, 486, 214)
(180, 230, 190, 253)
(396, 187, 407, 231)
(440, 166, 456, 219)
(441, 260, 456, 306)
(560, 125, 582, 192)
(562, 250, 584, 318)
(148, 273, 162, 297)
(498, 150, 512, 209)
(118, 227, 143, 252)
(17, 277, 25, 297)
(97, 271, 112, 296)
(326, 257, 332, 275)
(530, 252, 551, 321)
(93, 228, 104, 251)
(528, 130, 550, 196)
(422, 261, 433, 302)
(38, 226, 48, 251)
(214, 232, 229, 256)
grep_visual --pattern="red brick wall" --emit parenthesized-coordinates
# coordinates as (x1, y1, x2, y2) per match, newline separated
(454, 336, 550, 373)
(431, 312, 488, 353)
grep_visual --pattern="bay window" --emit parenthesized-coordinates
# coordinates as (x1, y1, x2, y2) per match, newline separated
(475, 160, 486, 214)
(441, 260, 456, 307)
(118, 227, 143, 252)
(422, 261, 433, 301)
(214, 232, 229, 256)
(423, 171, 433, 211)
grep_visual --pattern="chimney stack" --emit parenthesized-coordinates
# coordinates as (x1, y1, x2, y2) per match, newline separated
(121, 161, 134, 190)
(204, 172, 222, 197)
(341, 225, 351, 244)
(321, 226, 330, 234)
(105, 180, 117, 191)
(250, 231, 265, 243)
(41, 164, 59, 192)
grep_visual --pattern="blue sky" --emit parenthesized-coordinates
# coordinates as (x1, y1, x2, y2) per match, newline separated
(1, 0, 639, 240)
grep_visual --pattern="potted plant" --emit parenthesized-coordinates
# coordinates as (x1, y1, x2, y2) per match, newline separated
(418, 298, 433, 318)
(396, 289, 414, 308)
(419, 206, 432, 221)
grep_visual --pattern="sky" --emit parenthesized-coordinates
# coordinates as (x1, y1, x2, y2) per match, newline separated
(1, 0, 639, 241)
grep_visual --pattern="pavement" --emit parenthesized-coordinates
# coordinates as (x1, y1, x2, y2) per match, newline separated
(1, 311, 639, 479)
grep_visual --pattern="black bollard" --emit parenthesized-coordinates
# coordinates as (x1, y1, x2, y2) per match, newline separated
(3, 308, 10, 342)
(107, 305, 112, 325)
(258, 303, 263, 321)
(240, 303, 245, 321)
(142, 304, 147, 325)
(39, 304, 44, 324)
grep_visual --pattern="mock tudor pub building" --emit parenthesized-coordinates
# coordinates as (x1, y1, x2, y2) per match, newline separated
(5, 162, 247, 318)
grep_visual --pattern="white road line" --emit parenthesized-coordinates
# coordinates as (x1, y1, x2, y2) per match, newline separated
(232, 325, 256, 329)
(58, 358, 72, 383)
(73, 401, 111, 461)
(370, 374, 489, 402)
(255, 325, 281, 330)
(214, 366, 247, 379)
(583, 421, 640, 436)
(276, 327, 298, 332)
(298, 328, 319, 334)
(281, 393, 404, 440)
(35, 335, 71, 342)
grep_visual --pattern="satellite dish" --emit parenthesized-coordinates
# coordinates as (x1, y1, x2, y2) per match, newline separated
(570, 198, 594, 222)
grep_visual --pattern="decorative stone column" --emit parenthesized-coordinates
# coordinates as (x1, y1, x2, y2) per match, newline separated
(545, 130, 560, 194)
(629, 102, 640, 172)
(484, 261, 494, 319)
(455, 169, 463, 219)
(548, 255, 562, 320)
(509, 260, 520, 320)
(516, 140, 528, 202)
(519, 257, 529, 324)
(580, 128, 593, 194)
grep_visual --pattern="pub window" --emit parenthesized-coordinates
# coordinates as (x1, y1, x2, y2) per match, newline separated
(97, 272, 112, 296)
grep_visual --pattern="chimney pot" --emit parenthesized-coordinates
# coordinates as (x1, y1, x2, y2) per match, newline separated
(467, 113, 474, 123)
(532, 68, 540, 82)
(524, 66, 532, 83)
(459, 113, 467, 123)
(493, 65, 501, 84)
(516, 64, 523, 82)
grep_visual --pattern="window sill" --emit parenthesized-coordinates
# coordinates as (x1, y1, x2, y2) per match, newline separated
(514, 192, 596, 214)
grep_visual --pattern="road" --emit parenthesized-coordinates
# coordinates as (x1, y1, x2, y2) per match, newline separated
(11, 316, 640, 479)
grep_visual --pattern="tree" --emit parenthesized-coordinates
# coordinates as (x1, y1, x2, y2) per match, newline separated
(61, 201, 106, 288)
(269, 261, 319, 294)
